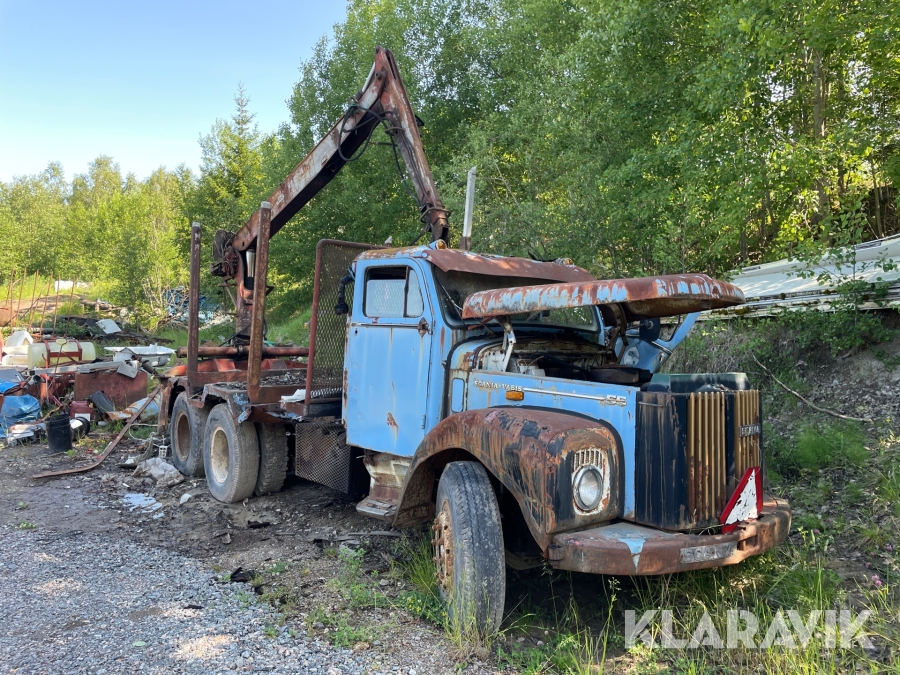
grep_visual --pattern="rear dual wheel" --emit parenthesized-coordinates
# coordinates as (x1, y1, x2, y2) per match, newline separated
(203, 404, 260, 504)
(169, 393, 209, 477)
(200, 404, 290, 504)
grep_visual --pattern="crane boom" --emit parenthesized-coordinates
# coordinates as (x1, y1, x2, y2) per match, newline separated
(214, 47, 449, 340)
(227, 46, 448, 257)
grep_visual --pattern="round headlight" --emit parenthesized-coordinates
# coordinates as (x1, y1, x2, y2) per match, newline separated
(573, 465, 603, 511)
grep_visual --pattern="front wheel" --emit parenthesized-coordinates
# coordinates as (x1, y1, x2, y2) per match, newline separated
(432, 461, 506, 634)
(203, 404, 260, 504)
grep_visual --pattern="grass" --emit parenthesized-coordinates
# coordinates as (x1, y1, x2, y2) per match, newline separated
(331, 545, 387, 610)
(786, 421, 868, 472)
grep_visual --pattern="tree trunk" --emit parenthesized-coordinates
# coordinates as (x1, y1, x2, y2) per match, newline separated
(812, 50, 829, 223)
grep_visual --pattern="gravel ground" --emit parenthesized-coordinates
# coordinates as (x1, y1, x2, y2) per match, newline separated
(0, 528, 398, 675)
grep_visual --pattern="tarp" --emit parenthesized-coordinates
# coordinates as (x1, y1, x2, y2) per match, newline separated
(0, 394, 41, 437)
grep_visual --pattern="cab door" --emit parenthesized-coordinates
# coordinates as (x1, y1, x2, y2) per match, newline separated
(344, 261, 433, 457)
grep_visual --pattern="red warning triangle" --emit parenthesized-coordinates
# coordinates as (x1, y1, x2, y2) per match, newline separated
(720, 467, 762, 534)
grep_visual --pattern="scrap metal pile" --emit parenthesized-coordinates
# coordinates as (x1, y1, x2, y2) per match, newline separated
(0, 321, 172, 452)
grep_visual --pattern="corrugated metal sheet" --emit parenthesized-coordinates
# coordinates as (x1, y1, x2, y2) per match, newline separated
(707, 234, 900, 318)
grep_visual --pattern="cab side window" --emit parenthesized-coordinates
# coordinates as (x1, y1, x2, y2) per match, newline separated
(364, 266, 424, 318)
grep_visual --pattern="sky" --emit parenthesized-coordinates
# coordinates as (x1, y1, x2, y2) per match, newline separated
(0, 1, 348, 183)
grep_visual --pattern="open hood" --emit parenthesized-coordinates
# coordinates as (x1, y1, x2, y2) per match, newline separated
(461, 274, 744, 321)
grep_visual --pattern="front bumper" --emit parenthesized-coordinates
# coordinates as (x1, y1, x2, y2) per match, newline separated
(547, 496, 791, 575)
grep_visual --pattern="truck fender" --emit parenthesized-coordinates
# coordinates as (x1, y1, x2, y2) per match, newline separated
(392, 407, 622, 553)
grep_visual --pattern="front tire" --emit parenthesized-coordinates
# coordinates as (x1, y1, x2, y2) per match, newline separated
(433, 461, 506, 634)
(203, 404, 259, 504)
(169, 392, 209, 477)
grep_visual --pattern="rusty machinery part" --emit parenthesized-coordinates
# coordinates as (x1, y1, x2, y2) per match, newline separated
(432, 500, 454, 594)
(175, 345, 309, 359)
(462, 274, 745, 322)
(32, 386, 162, 480)
(432, 461, 506, 633)
(227, 46, 448, 265)
(393, 408, 621, 552)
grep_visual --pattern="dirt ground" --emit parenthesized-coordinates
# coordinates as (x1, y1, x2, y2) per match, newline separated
(0, 435, 499, 674)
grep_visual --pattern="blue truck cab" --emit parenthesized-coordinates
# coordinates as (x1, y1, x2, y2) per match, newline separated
(163, 237, 790, 633)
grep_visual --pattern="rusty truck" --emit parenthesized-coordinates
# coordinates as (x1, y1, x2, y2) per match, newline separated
(158, 47, 791, 632)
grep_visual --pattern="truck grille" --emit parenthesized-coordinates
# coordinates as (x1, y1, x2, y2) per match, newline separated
(686, 391, 726, 524)
(734, 389, 761, 476)
(572, 447, 602, 473)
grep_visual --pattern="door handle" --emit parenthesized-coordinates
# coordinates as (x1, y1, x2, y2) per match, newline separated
(418, 317, 431, 336)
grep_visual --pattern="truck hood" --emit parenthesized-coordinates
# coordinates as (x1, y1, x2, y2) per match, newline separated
(461, 274, 744, 321)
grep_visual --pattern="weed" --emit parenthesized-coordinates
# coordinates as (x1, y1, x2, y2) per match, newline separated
(262, 624, 279, 639)
(15, 501, 28, 511)
(335, 546, 383, 609)
(235, 590, 253, 609)
(874, 349, 900, 369)
(876, 466, 900, 516)
(785, 421, 867, 471)
(395, 534, 446, 624)
(64, 449, 77, 458)
(328, 618, 376, 648)
(15, 521, 36, 530)
(844, 481, 863, 505)
(266, 560, 289, 575)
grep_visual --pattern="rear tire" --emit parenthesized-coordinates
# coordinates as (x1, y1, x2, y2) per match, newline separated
(254, 423, 289, 496)
(203, 404, 259, 504)
(169, 392, 208, 477)
(433, 461, 506, 634)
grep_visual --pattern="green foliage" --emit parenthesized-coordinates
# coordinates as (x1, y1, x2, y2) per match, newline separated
(0, 157, 191, 325)
(782, 421, 868, 472)
(192, 84, 265, 231)
(5, 0, 900, 326)
(876, 465, 900, 516)
(333, 545, 384, 610)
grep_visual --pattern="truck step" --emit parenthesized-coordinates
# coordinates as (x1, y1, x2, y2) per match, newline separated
(356, 497, 397, 521)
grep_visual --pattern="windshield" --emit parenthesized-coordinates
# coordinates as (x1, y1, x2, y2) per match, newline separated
(433, 268, 599, 333)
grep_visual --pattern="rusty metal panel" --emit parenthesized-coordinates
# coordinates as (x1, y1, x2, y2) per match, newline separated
(393, 407, 621, 551)
(74, 370, 148, 410)
(548, 497, 791, 575)
(633, 391, 689, 530)
(461, 274, 744, 320)
(305, 240, 379, 407)
(687, 391, 727, 524)
(420, 248, 594, 283)
(733, 390, 761, 477)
